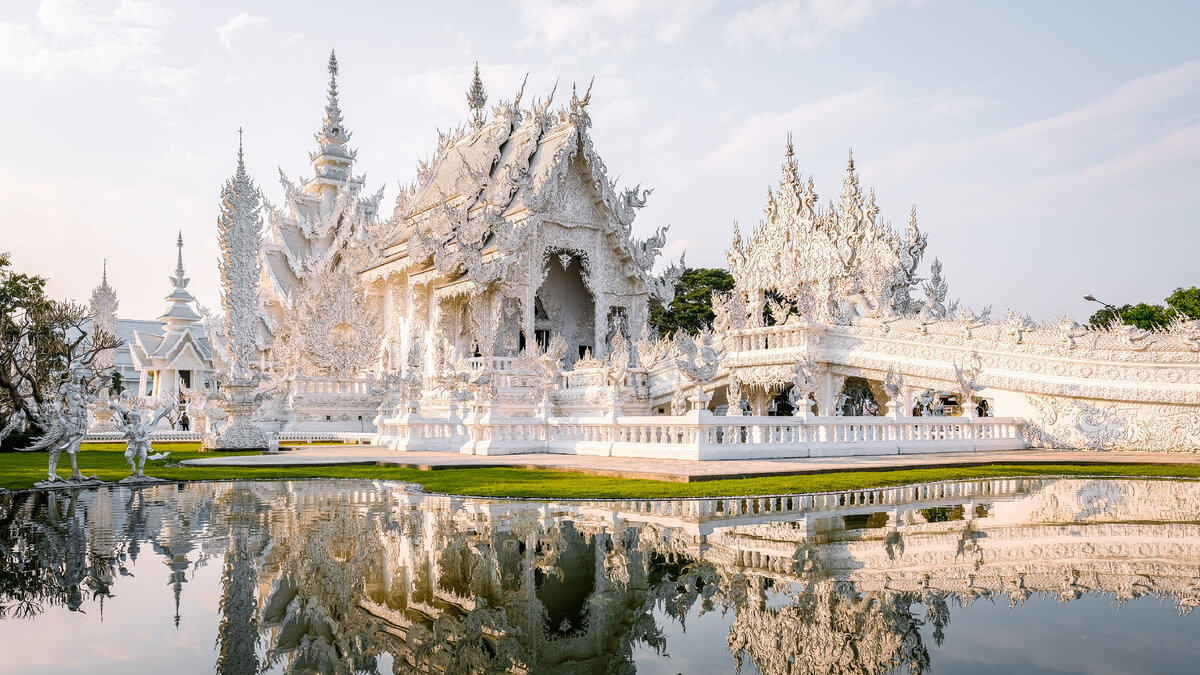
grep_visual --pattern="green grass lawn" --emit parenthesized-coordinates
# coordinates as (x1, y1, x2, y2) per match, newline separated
(2, 443, 1199, 497)
(7, 439, 1200, 497)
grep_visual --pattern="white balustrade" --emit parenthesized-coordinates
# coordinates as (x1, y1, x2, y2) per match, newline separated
(376, 410, 1025, 459)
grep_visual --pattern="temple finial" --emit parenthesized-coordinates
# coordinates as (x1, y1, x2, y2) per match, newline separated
(175, 232, 185, 281)
(467, 62, 488, 127)
(102, 258, 108, 285)
(785, 133, 794, 160)
(236, 127, 246, 176)
(571, 77, 594, 109)
(846, 148, 855, 172)
(327, 49, 339, 97)
(312, 49, 354, 180)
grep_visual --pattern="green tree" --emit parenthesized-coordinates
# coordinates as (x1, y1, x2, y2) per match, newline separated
(1120, 303, 1175, 330)
(1086, 286, 1200, 330)
(648, 267, 735, 336)
(1166, 286, 1200, 320)
(0, 253, 121, 434)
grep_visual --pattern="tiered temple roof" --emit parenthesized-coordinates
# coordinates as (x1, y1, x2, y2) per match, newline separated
(367, 70, 678, 302)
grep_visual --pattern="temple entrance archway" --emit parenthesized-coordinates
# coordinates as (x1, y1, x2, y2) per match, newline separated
(536, 251, 595, 368)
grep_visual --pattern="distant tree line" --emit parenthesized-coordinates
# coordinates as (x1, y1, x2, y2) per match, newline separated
(1088, 286, 1200, 330)
(653, 267, 1200, 337)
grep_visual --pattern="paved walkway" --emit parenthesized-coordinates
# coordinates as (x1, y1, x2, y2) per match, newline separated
(180, 445, 1200, 483)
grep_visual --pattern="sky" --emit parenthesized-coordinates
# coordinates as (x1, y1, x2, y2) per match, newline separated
(1, 0, 1197, 322)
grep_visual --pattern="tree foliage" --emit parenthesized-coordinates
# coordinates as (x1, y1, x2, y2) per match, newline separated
(1087, 286, 1200, 330)
(1166, 286, 1200, 320)
(0, 253, 121, 428)
(648, 267, 735, 336)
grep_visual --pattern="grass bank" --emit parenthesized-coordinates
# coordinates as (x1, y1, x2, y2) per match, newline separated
(3, 443, 1199, 497)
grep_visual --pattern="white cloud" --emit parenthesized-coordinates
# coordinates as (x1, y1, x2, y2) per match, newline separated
(700, 82, 903, 170)
(868, 60, 1200, 180)
(683, 67, 719, 92)
(514, 0, 716, 56)
(0, 0, 192, 94)
(725, 0, 922, 51)
(215, 12, 266, 51)
(390, 64, 535, 119)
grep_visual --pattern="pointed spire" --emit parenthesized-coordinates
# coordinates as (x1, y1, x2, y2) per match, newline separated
(311, 49, 355, 182)
(779, 133, 800, 194)
(570, 77, 593, 109)
(327, 49, 339, 98)
(90, 258, 119, 371)
(160, 232, 200, 326)
(218, 128, 264, 379)
(467, 62, 488, 127)
(235, 127, 246, 178)
(840, 148, 863, 217)
(174, 232, 185, 285)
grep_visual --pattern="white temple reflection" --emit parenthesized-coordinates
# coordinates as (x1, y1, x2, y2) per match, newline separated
(2, 478, 1199, 674)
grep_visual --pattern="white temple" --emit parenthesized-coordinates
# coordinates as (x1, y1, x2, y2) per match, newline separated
(87, 51, 1200, 455)
(127, 234, 213, 405)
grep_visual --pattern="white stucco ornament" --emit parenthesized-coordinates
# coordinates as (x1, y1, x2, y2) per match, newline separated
(24, 363, 102, 485)
(109, 395, 174, 478)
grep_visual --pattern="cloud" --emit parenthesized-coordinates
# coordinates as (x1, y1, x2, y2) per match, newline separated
(215, 13, 266, 51)
(514, 0, 717, 56)
(683, 67, 719, 93)
(725, 0, 922, 51)
(0, 0, 192, 94)
(390, 64, 535, 119)
(700, 82, 903, 170)
(868, 60, 1200, 180)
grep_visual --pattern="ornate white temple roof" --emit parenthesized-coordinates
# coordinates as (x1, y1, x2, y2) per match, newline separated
(367, 69, 679, 303)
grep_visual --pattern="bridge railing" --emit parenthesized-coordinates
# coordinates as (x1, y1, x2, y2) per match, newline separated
(376, 411, 1026, 459)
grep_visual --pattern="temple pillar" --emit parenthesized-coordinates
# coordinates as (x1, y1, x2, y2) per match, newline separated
(594, 301, 609, 359)
(824, 374, 847, 416)
(523, 288, 536, 353)
(818, 371, 835, 416)
(727, 374, 744, 416)
(750, 388, 768, 416)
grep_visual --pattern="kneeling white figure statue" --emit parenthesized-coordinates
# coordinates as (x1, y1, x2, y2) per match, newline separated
(110, 395, 174, 479)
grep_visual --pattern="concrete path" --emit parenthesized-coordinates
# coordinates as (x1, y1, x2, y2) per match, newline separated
(180, 445, 1200, 483)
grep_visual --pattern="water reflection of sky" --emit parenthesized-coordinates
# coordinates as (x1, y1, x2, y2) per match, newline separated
(1, 478, 1197, 674)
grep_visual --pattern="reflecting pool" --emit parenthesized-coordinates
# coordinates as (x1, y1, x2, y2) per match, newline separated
(1, 478, 1198, 674)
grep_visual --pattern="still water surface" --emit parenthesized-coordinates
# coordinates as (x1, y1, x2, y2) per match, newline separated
(1, 478, 1198, 674)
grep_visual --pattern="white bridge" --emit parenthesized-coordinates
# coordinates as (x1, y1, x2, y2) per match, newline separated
(377, 411, 1024, 460)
